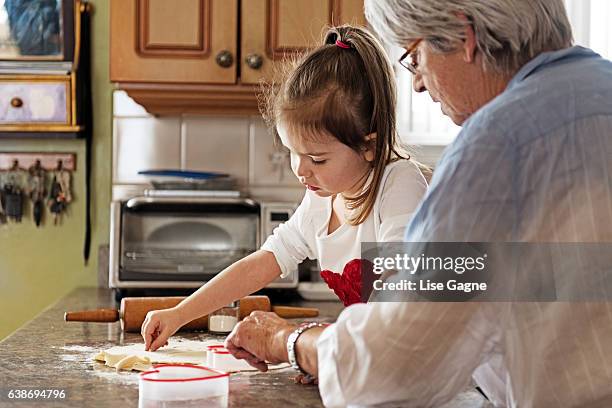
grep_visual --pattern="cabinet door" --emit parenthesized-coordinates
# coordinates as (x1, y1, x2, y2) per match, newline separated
(111, 0, 238, 84)
(241, 0, 366, 85)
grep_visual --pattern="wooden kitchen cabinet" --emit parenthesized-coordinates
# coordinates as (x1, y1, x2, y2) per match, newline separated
(110, 0, 237, 85)
(241, 0, 367, 85)
(110, 0, 365, 115)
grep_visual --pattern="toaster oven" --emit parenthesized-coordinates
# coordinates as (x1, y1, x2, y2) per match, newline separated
(108, 196, 297, 290)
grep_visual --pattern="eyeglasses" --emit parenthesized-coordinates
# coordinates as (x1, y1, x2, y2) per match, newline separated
(398, 39, 422, 75)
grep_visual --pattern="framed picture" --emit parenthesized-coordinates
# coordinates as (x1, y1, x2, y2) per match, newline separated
(0, 0, 75, 61)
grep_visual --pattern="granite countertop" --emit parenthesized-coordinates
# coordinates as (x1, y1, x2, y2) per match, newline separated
(0, 287, 490, 407)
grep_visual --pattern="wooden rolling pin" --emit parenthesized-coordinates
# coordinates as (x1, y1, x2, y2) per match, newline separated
(64, 295, 319, 332)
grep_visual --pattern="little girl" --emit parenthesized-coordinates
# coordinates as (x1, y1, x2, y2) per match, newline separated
(142, 25, 428, 351)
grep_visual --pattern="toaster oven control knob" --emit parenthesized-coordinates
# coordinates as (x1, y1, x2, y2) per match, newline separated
(245, 53, 263, 70)
(216, 50, 234, 68)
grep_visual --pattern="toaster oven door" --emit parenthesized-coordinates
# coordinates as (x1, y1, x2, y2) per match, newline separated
(113, 197, 259, 287)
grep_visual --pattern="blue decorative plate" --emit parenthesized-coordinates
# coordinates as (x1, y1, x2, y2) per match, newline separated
(137, 169, 229, 179)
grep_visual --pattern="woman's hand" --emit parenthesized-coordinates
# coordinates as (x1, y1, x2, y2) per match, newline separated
(224, 311, 296, 371)
(141, 307, 184, 351)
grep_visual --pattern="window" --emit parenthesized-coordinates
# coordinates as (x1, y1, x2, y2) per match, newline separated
(394, 0, 612, 148)
(565, 0, 612, 57)
(393, 44, 461, 147)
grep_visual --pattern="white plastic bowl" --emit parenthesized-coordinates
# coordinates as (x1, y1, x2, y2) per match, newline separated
(139, 364, 228, 408)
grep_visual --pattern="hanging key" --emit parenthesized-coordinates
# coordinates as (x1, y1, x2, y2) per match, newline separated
(28, 160, 47, 227)
(0, 171, 6, 224)
(48, 160, 72, 225)
(4, 160, 24, 223)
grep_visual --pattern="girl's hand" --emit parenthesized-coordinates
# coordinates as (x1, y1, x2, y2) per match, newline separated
(141, 308, 183, 351)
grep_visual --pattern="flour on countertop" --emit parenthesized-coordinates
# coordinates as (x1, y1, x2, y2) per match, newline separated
(59, 345, 98, 353)
(91, 367, 140, 386)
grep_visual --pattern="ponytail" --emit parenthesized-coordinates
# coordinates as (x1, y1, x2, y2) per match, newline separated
(262, 25, 411, 225)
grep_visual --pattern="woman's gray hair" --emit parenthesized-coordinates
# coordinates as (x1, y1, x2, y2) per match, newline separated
(365, 0, 573, 74)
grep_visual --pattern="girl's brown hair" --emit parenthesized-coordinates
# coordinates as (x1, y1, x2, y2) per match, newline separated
(262, 25, 408, 225)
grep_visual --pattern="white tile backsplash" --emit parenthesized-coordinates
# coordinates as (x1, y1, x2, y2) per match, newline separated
(111, 91, 302, 199)
(248, 117, 301, 187)
(113, 117, 181, 183)
(181, 116, 250, 186)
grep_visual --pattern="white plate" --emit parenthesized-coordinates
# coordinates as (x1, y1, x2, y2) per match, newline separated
(297, 282, 339, 301)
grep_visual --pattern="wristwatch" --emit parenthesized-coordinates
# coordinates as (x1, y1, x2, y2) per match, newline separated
(286, 322, 327, 374)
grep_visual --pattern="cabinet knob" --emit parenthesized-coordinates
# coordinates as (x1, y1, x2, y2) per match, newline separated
(10, 97, 23, 108)
(215, 50, 234, 68)
(245, 53, 263, 70)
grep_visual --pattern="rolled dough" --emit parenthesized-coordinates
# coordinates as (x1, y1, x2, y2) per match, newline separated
(94, 339, 289, 372)
(94, 339, 214, 372)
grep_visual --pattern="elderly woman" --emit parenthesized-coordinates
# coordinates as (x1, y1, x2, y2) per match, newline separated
(225, 1, 612, 407)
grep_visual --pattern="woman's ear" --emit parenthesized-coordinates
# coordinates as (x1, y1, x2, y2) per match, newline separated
(362, 132, 376, 162)
(456, 13, 477, 63)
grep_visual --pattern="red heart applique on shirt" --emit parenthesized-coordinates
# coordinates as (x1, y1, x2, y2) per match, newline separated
(320, 259, 372, 306)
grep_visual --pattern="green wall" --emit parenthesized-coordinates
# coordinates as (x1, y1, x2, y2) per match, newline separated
(0, 0, 112, 340)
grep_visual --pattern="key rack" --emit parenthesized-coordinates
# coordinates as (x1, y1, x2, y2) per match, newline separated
(0, 152, 76, 171)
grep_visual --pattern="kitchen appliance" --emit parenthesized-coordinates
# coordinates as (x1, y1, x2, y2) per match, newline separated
(109, 195, 298, 291)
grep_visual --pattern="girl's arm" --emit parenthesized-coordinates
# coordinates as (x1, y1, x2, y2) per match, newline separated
(176, 250, 281, 324)
(142, 249, 281, 351)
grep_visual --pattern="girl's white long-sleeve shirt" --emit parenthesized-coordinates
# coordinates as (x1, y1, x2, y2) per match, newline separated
(261, 160, 428, 277)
